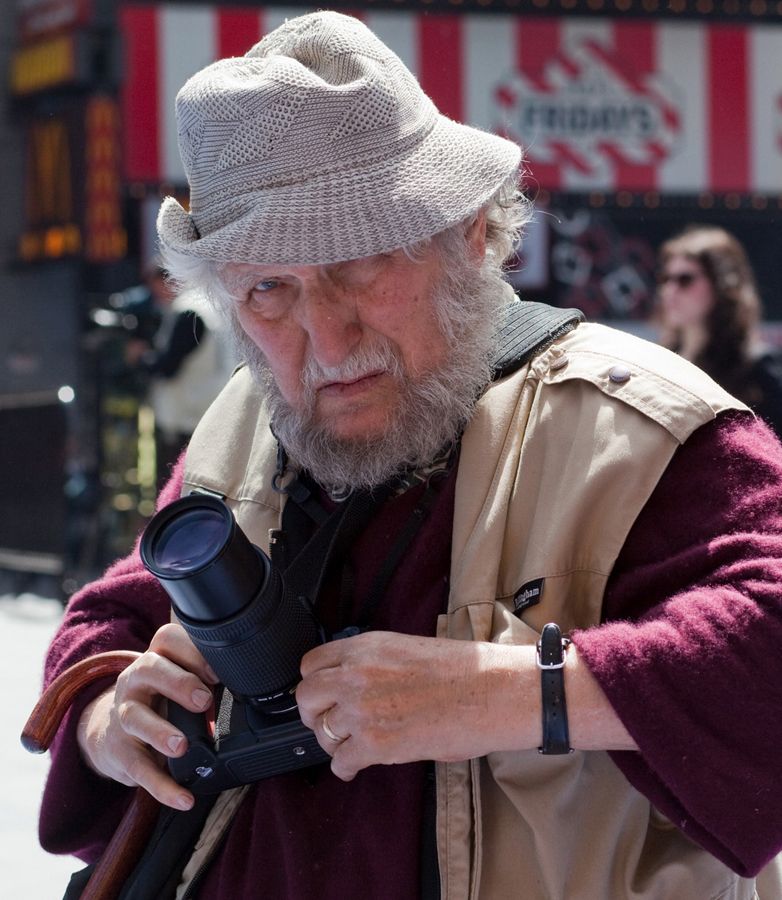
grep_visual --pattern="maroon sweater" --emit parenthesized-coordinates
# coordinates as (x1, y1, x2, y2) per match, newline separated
(38, 411, 782, 894)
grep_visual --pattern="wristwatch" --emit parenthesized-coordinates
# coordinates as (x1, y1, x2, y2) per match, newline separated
(536, 623, 573, 755)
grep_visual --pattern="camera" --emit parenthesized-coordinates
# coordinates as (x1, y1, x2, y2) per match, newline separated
(140, 493, 334, 793)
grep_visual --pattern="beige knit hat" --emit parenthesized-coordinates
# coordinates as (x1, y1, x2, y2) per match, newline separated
(157, 10, 521, 266)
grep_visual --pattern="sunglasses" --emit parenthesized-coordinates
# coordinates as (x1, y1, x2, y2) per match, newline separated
(658, 271, 701, 289)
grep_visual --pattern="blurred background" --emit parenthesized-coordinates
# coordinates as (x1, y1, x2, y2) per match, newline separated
(1, 0, 782, 602)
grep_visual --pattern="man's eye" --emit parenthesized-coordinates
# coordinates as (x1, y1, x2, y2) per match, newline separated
(253, 279, 279, 293)
(242, 279, 289, 319)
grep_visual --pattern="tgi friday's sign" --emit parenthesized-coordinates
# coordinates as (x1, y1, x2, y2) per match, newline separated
(478, 17, 782, 194)
(493, 34, 682, 189)
(120, 6, 782, 195)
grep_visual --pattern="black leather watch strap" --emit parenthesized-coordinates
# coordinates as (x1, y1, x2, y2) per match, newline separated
(537, 622, 573, 755)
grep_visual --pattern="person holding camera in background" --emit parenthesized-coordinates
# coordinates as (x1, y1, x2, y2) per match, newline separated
(124, 261, 236, 490)
(36, 12, 782, 899)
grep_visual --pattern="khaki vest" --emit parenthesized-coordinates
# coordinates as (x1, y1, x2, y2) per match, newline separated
(183, 322, 757, 900)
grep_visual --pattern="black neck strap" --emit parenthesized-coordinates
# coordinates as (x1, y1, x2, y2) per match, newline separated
(275, 454, 456, 632)
(347, 463, 453, 627)
(273, 485, 393, 627)
(492, 301, 584, 381)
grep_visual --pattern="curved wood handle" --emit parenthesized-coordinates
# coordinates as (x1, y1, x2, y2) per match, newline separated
(21, 650, 140, 753)
(22, 650, 163, 900)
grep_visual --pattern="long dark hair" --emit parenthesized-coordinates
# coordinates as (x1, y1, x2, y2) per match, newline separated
(658, 225, 761, 397)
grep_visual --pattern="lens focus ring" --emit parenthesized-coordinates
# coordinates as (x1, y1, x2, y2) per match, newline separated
(178, 567, 320, 702)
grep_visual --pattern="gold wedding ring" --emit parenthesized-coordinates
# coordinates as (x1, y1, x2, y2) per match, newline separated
(321, 708, 347, 744)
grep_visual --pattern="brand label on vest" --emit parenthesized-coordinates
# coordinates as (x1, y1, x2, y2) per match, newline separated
(513, 578, 544, 615)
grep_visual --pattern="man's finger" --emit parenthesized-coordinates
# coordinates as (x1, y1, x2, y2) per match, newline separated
(299, 639, 348, 678)
(149, 622, 219, 684)
(118, 653, 214, 714)
(329, 743, 359, 783)
(124, 750, 195, 810)
(115, 699, 190, 759)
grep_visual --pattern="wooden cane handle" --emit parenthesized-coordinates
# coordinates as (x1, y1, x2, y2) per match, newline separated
(22, 650, 163, 899)
(21, 650, 141, 753)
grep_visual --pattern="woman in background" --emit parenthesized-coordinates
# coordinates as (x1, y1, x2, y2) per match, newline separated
(657, 225, 782, 436)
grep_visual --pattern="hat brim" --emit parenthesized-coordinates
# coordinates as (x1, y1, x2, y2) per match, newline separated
(157, 116, 521, 267)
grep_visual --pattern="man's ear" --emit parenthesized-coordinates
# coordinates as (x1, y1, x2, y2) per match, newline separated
(465, 209, 488, 262)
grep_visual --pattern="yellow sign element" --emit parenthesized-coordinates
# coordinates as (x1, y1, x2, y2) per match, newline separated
(84, 96, 127, 263)
(18, 224, 81, 261)
(26, 117, 73, 225)
(10, 34, 77, 96)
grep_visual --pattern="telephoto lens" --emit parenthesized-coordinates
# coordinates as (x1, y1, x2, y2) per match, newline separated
(140, 494, 322, 712)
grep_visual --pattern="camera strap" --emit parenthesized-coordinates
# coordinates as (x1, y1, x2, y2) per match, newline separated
(277, 482, 394, 610)
(275, 440, 458, 633)
(491, 299, 584, 380)
(347, 451, 456, 628)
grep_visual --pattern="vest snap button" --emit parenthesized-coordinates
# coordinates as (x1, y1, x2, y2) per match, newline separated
(550, 354, 569, 371)
(608, 365, 632, 383)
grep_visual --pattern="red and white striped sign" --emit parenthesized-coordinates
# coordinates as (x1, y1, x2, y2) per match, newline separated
(119, 5, 782, 194)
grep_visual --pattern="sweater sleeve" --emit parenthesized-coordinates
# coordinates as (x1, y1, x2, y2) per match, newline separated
(38, 457, 186, 862)
(572, 411, 782, 877)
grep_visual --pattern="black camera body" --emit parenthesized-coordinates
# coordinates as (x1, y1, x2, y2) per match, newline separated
(140, 493, 335, 794)
(164, 692, 329, 793)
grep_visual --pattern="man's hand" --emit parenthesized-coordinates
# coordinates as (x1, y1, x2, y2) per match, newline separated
(77, 623, 219, 810)
(296, 631, 540, 781)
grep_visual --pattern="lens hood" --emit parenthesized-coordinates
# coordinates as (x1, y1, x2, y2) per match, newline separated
(141, 494, 265, 622)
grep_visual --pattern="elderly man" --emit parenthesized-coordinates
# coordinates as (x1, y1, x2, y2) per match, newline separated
(39, 11, 782, 900)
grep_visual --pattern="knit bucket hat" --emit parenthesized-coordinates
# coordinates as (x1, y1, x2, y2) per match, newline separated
(157, 10, 521, 266)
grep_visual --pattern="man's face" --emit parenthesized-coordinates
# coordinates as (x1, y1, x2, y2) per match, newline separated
(222, 246, 452, 442)
(219, 217, 496, 493)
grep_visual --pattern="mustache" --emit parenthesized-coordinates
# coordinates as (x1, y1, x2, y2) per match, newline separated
(300, 336, 405, 394)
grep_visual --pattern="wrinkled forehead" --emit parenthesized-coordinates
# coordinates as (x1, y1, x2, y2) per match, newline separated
(216, 245, 446, 305)
(219, 252, 393, 281)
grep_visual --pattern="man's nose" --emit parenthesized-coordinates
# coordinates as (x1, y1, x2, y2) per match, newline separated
(298, 284, 362, 368)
